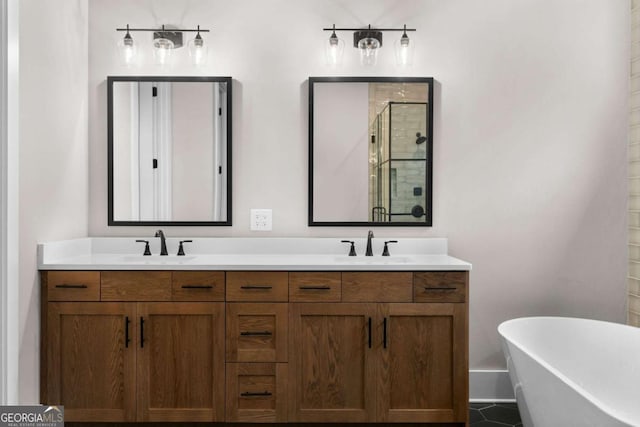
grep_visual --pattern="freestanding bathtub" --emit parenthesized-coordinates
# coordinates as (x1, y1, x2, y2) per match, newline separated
(498, 317, 640, 427)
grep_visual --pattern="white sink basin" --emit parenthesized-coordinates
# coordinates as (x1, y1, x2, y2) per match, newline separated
(119, 255, 197, 263)
(333, 255, 414, 265)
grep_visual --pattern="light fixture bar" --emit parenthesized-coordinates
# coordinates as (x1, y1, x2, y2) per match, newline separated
(116, 27, 210, 33)
(323, 27, 415, 32)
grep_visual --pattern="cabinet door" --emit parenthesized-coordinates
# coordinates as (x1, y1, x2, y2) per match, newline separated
(377, 303, 468, 423)
(137, 302, 225, 422)
(46, 302, 136, 422)
(289, 303, 376, 422)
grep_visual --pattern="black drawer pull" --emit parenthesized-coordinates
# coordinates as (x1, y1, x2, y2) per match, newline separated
(383, 317, 387, 349)
(424, 287, 457, 291)
(181, 285, 214, 289)
(299, 286, 331, 290)
(240, 285, 273, 290)
(240, 331, 272, 336)
(125, 316, 131, 348)
(140, 317, 145, 348)
(240, 391, 272, 397)
(55, 284, 88, 289)
(368, 317, 372, 349)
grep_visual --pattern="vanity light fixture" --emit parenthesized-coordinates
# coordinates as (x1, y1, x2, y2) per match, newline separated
(325, 24, 345, 66)
(118, 25, 136, 66)
(395, 25, 414, 66)
(323, 24, 416, 66)
(188, 26, 208, 66)
(116, 24, 210, 66)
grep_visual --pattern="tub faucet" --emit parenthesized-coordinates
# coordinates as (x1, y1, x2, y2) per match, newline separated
(155, 230, 168, 256)
(365, 230, 374, 256)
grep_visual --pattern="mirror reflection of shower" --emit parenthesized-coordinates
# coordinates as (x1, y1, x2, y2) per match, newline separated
(369, 101, 428, 222)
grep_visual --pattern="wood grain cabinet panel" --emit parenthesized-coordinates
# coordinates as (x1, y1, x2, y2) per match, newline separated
(101, 271, 171, 301)
(377, 303, 468, 423)
(136, 302, 225, 422)
(289, 272, 341, 302)
(227, 272, 288, 302)
(226, 303, 288, 362)
(46, 271, 100, 301)
(342, 272, 412, 302)
(414, 272, 467, 303)
(288, 303, 377, 423)
(226, 363, 287, 422)
(171, 271, 225, 301)
(46, 302, 136, 422)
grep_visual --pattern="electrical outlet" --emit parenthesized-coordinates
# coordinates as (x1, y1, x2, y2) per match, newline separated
(250, 209, 272, 231)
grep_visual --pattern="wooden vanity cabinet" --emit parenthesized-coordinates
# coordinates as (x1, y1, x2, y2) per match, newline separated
(137, 302, 225, 422)
(45, 301, 137, 422)
(288, 303, 377, 422)
(41, 269, 468, 426)
(41, 271, 225, 423)
(288, 272, 469, 425)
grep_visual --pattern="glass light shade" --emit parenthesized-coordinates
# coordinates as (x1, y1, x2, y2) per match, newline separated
(358, 37, 380, 66)
(118, 35, 136, 66)
(153, 37, 174, 65)
(395, 35, 414, 66)
(325, 34, 344, 66)
(188, 35, 208, 66)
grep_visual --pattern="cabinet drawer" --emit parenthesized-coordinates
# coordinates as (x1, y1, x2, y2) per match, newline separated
(289, 272, 341, 302)
(46, 271, 100, 301)
(101, 271, 171, 301)
(172, 271, 225, 301)
(342, 272, 413, 302)
(413, 272, 467, 303)
(226, 272, 288, 302)
(226, 303, 287, 362)
(226, 363, 287, 422)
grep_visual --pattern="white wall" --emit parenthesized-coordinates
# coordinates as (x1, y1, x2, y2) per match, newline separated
(86, 0, 628, 388)
(18, 0, 89, 403)
(172, 82, 215, 221)
(313, 82, 369, 221)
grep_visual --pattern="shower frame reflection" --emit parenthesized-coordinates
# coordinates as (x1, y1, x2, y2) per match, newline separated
(308, 76, 434, 226)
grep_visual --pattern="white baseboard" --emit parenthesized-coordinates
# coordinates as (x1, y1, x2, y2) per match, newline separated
(469, 370, 515, 402)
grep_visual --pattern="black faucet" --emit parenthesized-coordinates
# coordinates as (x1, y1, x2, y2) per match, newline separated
(365, 230, 374, 256)
(155, 230, 168, 256)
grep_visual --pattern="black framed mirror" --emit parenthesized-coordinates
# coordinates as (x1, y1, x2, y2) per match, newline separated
(108, 76, 232, 226)
(308, 77, 433, 226)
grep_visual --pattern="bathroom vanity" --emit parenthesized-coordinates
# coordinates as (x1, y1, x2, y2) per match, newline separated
(38, 238, 471, 426)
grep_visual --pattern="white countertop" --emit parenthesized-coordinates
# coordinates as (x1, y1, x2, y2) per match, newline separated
(37, 237, 471, 271)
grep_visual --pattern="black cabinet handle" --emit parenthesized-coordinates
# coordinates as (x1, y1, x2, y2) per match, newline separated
(240, 285, 273, 290)
(368, 317, 372, 349)
(383, 318, 387, 349)
(299, 286, 331, 290)
(125, 316, 131, 348)
(55, 284, 87, 289)
(181, 285, 214, 289)
(240, 391, 272, 397)
(240, 331, 272, 336)
(424, 287, 457, 291)
(140, 317, 145, 348)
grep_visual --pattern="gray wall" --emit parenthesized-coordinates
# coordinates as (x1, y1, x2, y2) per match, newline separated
(88, 0, 629, 372)
(14, 0, 629, 403)
(18, 0, 89, 402)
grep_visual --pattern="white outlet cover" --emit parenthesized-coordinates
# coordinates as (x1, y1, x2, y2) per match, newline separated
(250, 209, 273, 231)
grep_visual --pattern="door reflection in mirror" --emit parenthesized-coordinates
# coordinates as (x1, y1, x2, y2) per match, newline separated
(109, 76, 231, 225)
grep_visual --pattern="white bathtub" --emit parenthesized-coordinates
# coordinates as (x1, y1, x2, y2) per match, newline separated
(498, 317, 640, 427)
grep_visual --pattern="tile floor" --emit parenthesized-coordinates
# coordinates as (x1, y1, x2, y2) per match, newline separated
(470, 402, 522, 426)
